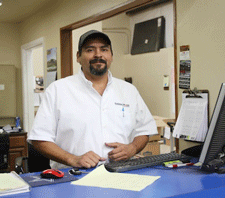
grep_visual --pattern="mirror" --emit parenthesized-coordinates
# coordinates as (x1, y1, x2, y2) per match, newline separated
(60, 0, 178, 152)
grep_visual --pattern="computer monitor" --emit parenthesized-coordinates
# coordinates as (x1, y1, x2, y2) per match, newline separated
(199, 83, 225, 172)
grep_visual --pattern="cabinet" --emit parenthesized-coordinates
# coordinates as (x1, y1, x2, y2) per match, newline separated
(0, 65, 16, 117)
(4, 133, 28, 172)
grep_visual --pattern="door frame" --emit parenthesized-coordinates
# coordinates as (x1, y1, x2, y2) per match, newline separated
(21, 37, 45, 133)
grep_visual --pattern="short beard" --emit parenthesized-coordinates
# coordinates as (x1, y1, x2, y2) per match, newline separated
(89, 58, 108, 76)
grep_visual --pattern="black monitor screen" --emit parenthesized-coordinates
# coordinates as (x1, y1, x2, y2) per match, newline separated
(131, 16, 165, 55)
(199, 83, 225, 171)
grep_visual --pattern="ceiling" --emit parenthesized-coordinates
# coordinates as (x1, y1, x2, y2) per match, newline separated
(0, 0, 56, 23)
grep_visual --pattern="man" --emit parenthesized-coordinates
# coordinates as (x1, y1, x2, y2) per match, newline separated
(28, 30, 157, 169)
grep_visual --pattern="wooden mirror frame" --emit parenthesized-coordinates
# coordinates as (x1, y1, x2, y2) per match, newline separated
(60, 0, 178, 151)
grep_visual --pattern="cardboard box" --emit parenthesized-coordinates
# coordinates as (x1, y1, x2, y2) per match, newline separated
(140, 144, 150, 156)
(153, 116, 176, 128)
(163, 118, 176, 127)
(157, 127, 164, 136)
(140, 142, 160, 156)
(153, 116, 173, 136)
(153, 116, 176, 137)
(153, 116, 168, 127)
(149, 134, 161, 142)
(165, 138, 170, 146)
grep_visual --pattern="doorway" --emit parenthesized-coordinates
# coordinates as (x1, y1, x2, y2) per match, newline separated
(21, 37, 45, 133)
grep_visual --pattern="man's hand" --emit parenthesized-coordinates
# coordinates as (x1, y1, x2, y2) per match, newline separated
(74, 151, 106, 168)
(31, 140, 106, 169)
(106, 142, 137, 161)
(105, 136, 149, 161)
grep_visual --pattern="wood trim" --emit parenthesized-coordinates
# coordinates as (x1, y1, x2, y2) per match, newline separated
(60, 30, 73, 78)
(60, 0, 166, 32)
(173, 0, 178, 120)
(173, 0, 179, 152)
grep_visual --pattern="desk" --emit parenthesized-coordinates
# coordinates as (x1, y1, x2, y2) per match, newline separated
(2, 165, 225, 198)
(0, 132, 27, 172)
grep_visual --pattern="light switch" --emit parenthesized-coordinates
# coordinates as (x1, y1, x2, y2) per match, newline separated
(0, 84, 5, 90)
(163, 75, 169, 90)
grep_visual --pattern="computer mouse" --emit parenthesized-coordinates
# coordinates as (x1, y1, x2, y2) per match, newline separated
(40, 169, 64, 179)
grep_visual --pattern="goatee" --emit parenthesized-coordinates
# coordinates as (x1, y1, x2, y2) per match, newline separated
(89, 58, 108, 76)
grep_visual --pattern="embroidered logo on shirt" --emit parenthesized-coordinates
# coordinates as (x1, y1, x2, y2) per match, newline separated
(115, 103, 130, 107)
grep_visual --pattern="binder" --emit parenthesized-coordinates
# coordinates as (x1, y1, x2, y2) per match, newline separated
(173, 89, 209, 142)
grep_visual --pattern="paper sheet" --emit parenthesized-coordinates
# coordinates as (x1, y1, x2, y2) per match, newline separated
(0, 172, 30, 196)
(173, 93, 208, 142)
(71, 165, 160, 191)
(0, 174, 25, 191)
(164, 126, 171, 139)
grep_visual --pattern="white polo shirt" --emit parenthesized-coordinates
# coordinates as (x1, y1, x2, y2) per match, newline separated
(28, 70, 157, 169)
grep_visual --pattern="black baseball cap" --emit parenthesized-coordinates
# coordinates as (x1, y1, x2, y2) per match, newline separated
(78, 30, 112, 54)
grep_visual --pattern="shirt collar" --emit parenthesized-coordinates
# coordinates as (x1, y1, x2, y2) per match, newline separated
(78, 69, 113, 86)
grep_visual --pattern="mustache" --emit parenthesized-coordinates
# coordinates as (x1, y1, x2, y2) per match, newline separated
(89, 58, 107, 64)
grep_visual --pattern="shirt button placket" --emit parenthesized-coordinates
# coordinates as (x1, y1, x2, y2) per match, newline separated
(101, 95, 108, 158)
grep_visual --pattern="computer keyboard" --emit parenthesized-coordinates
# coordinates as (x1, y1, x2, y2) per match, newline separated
(104, 152, 191, 172)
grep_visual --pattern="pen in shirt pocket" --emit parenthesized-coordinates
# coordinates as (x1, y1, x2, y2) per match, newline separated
(122, 106, 125, 117)
(114, 103, 129, 117)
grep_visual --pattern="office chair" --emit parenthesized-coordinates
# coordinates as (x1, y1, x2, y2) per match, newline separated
(0, 133, 9, 171)
(15, 143, 50, 174)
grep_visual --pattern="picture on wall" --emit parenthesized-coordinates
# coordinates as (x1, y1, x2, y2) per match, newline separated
(179, 45, 191, 89)
(46, 47, 57, 88)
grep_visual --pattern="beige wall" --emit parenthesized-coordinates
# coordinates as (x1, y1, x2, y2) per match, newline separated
(0, 65, 16, 127)
(33, 47, 44, 77)
(124, 48, 175, 118)
(103, 13, 130, 80)
(0, 23, 21, 67)
(177, 0, 225, 151)
(0, 23, 22, 125)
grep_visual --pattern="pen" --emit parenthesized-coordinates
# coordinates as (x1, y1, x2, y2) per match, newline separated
(167, 162, 194, 168)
